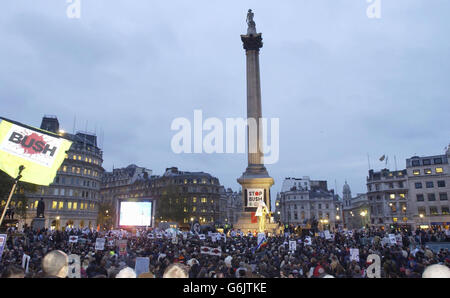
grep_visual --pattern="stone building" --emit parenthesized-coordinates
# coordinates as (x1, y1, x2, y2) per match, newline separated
(366, 168, 412, 229)
(24, 116, 104, 230)
(220, 187, 242, 225)
(406, 147, 450, 229)
(99, 164, 153, 227)
(150, 167, 223, 228)
(278, 177, 343, 231)
(342, 182, 370, 229)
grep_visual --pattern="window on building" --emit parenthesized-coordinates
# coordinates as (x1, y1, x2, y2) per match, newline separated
(52, 201, 57, 209)
(413, 170, 420, 176)
(417, 194, 424, 202)
(436, 168, 444, 174)
(424, 169, 432, 175)
(429, 207, 438, 215)
(390, 194, 395, 199)
(415, 182, 423, 189)
(201, 197, 207, 203)
(434, 158, 443, 164)
(428, 194, 436, 201)
(73, 202, 77, 210)
(399, 193, 406, 199)
(68, 202, 72, 210)
(439, 193, 448, 201)
(412, 160, 420, 166)
(437, 180, 446, 187)
(426, 182, 434, 188)
(59, 201, 64, 209)
(193, 197, 197, 203)
(423, 159, 431, 166)
(418, 207, 426, 216)
(398, 182, 404, 188)
(442, 207, 450, 215)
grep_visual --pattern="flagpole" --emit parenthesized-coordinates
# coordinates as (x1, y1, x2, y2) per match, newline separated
(0, 165, 25, 227)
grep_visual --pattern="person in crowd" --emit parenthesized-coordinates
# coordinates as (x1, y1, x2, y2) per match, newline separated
(41, 250, 68, 278)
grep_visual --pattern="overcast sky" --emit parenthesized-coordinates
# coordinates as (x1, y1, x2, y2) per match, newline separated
(1, 0, 449, 198)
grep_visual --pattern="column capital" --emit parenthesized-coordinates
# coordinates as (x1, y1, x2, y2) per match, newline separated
(241, 33, 263, 51)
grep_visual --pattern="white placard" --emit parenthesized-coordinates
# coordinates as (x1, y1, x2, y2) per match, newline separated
(289, 240, 297, 252)
(304, 236, 312, 246)
(324, 230, 331, 240)
(199, 234, 206, 240)
(350, 248, 360, 262)
(388, 234, 397, 245)
(68, 254, 81, 278)
(69, 236, 78, 243)
(95, 238, 105, 251)
(135, 257, 150, 277)
(22, 254, 30, 273)
(247, 189, 264, 208)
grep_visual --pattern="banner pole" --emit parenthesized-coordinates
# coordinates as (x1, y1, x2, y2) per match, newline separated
(0, 165, 25, 227)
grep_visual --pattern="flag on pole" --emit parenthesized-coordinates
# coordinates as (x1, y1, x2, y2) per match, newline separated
(0, 117, 72, 185)
(379, 155, 385, 162)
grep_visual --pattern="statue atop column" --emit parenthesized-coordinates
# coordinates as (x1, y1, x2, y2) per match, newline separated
(247, 9, 257, 35)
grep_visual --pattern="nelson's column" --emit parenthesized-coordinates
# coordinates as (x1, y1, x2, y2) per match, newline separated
(235, 10, 278, 234)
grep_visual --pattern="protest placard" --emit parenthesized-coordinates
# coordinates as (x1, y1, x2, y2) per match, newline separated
(118, 240, 127, 256)
(69, 236, 78, 243)
(22, 254, 30, 273)
(0, 234, 6, 261)
(388, 234, 397, 245)
(350, 248, 360, 262)
(68, 254, 81, 278)
(289, 240, 297, 252)
(324, 230, 331, 240)
(95, 238, 105, 251)
(135, 257, 150, 277)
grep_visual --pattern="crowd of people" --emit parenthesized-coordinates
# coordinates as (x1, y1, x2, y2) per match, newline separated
(0, 225, 449, 278)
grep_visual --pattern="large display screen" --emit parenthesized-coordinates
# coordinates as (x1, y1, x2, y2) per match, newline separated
(119, 201, 153, 226)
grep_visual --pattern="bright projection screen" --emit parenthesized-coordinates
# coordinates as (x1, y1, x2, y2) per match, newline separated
(119, 201, 153, 227)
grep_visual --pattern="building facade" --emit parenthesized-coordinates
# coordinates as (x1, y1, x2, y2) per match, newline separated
(278, 177, 343, 231)
(406, 148, 450, 229)
(100, 164, 153, 228)
(24, 116, 104, 230)
(366, 168, 412, 229)
(150, 167, 223, 228)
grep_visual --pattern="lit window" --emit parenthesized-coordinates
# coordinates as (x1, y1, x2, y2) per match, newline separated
(78, 155, 81, 160)
(393, 217, 398, 222)
(193, 179, 197, 184)
(63, 166, 67, 172)
(193, 207, 197, 212)
(201, 197, 207, 203)
(193, 197, 197, 203)
(424, 169, 432, 175)
(436, 168, 443, 174)
(68, 202, 72, 210)
(390, 194, 395, 199)
(59, 201, 64, 209)
(34, 201, 39, 208)
(52, 201, 57, 209)
(399, 193, 406, 199)
(73, 202, 77, 210)
(413, 170, 420, 176)
(73, 155, 77, 160)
